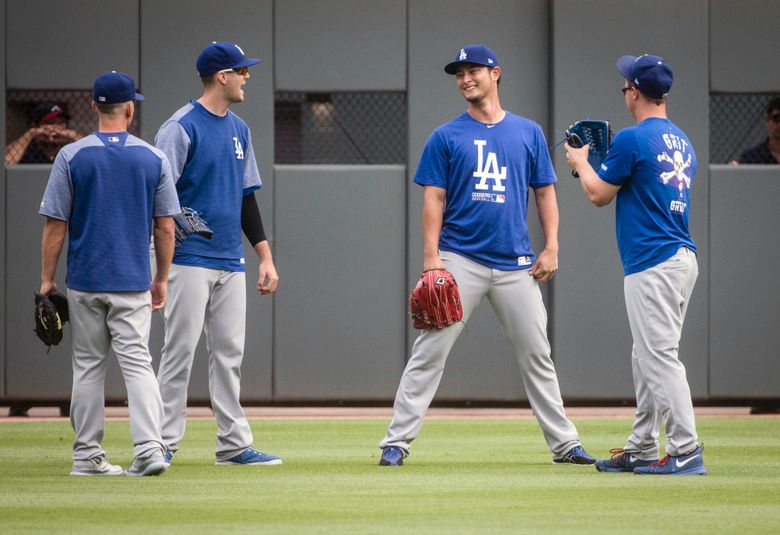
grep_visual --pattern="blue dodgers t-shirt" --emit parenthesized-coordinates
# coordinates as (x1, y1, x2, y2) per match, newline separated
(598, 117, 697, 275)
(39, 132, 181, 292)
(155, 100, 262, 272)
(414, 112, 557, 270)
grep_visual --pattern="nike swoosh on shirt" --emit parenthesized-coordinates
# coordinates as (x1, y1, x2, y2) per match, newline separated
(486, 124, 496, 128)
(675, 454, 701, 468)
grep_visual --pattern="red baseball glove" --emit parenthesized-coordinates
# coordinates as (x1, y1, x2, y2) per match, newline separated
(409, 269, 463, 329)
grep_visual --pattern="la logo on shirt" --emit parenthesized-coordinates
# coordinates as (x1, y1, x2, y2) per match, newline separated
(233, 136, 245, 160)
(471, 140, 507, 203)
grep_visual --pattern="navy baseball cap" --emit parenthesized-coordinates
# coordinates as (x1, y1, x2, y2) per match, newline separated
(93, 71, 144, 103)
(196, 41, 261, 77)
(617, 54, 673, 99)
(444, 44, 499, 74)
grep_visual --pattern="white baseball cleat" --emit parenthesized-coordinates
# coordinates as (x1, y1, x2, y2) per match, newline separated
(69, 456, 123, 476)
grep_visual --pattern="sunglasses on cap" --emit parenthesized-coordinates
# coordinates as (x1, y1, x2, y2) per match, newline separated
(218, 66, 249, 76)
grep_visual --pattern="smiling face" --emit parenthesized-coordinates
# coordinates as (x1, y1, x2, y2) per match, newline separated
(454, 64, 500, 104)
(622, 80, 641, 120)
(218, 68, 251, 104)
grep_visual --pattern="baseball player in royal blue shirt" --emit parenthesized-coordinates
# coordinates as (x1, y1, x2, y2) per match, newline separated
(379, 45, 595, 467)
(39, 71, 180, 477)
(566, 54, 707, 475)
(154, 42, 281, 466)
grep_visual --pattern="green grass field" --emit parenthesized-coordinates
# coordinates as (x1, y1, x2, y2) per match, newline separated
(1, 416, 778, 534)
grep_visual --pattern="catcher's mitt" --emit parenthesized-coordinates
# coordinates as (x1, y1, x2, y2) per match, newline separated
(173, 207, 213, 249)
(565, 120, 613, 177)
(409, 269, 463, 330)
(34, 290, 69, 352)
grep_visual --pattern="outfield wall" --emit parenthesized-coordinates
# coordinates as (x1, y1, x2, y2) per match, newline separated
(1, 0, 778, 405)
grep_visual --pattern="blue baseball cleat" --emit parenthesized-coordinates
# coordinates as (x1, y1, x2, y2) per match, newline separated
(379, 446, 405, 466)
(163, 450, 174, 464)
(553, 445, 596, 465)
(595, 448, 657, 472)
(634, 444, 708, 475)
(216, 448, 282, 465)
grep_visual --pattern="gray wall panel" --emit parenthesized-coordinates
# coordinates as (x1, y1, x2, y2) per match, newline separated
(141, 0, 275, 401)
(407, 0, 550, 402)
(6, 0, 139, 89)
(274, 166, 406, 399)
(711, 1, 780, 92)
(709, 166, 780, 397)
(551, 0, 710, 398)
(408, 0, 551, 168)
(275, 0, 406, 91)
(4, 168, 127, 399)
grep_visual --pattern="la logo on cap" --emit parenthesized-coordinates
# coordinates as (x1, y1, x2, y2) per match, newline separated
(459, 49, 467, 60)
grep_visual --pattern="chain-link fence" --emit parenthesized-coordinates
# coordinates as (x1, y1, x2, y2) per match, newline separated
(5, 89, 141, 165)
(11, 89, 772, 166)
(710, 93, 778, 164)
(275, 92, 406, 164)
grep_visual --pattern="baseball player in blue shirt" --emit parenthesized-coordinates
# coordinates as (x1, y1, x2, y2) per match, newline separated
(39, 71, 180, 476)
(379, 45, 595, 467)
(565, 54, 707, 475)
(154, 42, 280, 466)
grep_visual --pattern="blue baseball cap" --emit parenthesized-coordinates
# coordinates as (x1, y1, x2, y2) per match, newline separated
(444, 44, 499, 74)
(617, 54, 673, 99)
(196, 41, 261, 77)
(93, 71, 144, 103)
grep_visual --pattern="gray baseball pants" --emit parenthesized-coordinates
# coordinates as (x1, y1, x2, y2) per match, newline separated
(623, 246, 699, 458)
(381, 251, 582, 457)
(157, 264, 253, 461)
(68, 289, 165, 462)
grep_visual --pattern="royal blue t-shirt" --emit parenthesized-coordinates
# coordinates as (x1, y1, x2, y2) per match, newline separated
(414, 112, 557, 270)
(155, 101, 262, 272)
(39, 132, 181, 291)
(598, 117, 697, 275)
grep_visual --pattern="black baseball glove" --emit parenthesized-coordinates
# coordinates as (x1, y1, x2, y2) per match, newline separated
(34, 290, 69, 352)
(565, 120, 613, 177)
(173, 207, 213, 249)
